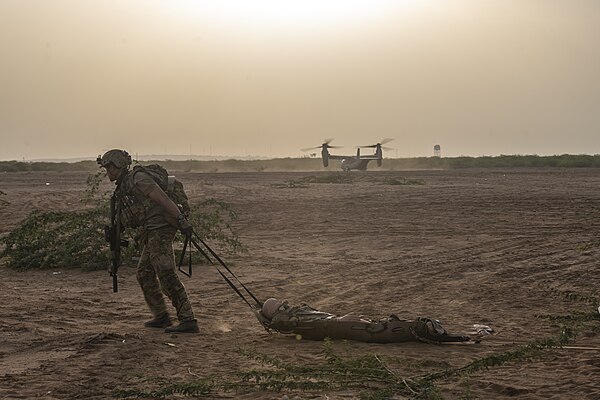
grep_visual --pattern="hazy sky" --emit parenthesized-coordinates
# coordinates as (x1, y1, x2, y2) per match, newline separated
(1, 0, 599, 160)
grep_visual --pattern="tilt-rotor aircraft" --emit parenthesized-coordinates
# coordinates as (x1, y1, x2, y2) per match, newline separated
(302, 138, 393, 171)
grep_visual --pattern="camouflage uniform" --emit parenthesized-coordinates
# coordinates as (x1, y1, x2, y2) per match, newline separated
(116, 169, 195, 323)
(258, 300, 469, 343)
(136, 227, 195, 322)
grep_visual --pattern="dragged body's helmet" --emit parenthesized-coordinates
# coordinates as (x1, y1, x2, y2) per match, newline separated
(97, 149, 132, 169)
(261, 298, 285, 320)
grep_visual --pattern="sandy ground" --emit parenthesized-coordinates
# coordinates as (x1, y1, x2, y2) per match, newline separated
(1, 168, 600, 399)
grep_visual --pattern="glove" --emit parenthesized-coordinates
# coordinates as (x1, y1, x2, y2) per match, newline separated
(177, 214, 193, 237)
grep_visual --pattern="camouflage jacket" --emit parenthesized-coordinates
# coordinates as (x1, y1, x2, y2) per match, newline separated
(115, 169, 174, 230)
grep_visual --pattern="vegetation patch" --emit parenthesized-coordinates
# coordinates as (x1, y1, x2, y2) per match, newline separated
(0, 208, 111, 270)
(113, 376, 217, 398)
(271, 173, 357, 188)
(536, 311, 600, 324)
(270, 180, 310, 189)
(185, 198, 245, 255)
(577, 240, 600, 251)
(272, 174, 427, 188)
(550, 289, 599, 307)
(4, 154, 600, 173)
(382, 177, 425, 186)
(300, 173, 356, 184)
(0, 173, 244, 270)
(417, 327, 573, 384)
(113, 323, 580, 399)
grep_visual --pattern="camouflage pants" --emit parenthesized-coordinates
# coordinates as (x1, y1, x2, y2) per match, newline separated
(137, 227, 195, 322)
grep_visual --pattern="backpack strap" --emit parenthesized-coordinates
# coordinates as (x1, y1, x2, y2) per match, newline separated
(167, 175, 175, 193)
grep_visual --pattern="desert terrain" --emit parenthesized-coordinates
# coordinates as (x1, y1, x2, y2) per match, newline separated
(1, 168, 600, 399)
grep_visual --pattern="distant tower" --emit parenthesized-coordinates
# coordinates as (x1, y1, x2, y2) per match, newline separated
(433, 144, 441, 157)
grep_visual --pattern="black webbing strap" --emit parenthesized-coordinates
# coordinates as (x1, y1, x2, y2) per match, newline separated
(177, 233, 191, 277)
(177, 233, 211, 277)
(177, 232, 262, 310)
(192, 232, 262, 309)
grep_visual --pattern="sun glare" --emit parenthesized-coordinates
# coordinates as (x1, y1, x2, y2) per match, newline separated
(165, 0, 419, 30)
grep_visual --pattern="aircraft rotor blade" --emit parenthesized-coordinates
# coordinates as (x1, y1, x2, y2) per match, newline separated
(301, 140, 342, 152)
(358, 138, 394, 148)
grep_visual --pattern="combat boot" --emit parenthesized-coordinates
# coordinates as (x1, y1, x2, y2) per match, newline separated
(144, 314, 172, 328)
(165, 319, 199, 334)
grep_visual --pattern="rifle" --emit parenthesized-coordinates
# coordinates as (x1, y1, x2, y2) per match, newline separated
(105, 194, 128, 292)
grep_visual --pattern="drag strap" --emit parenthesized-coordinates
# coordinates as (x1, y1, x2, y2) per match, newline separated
(177, 234, 196, 277)
(189, 232, 262, 310)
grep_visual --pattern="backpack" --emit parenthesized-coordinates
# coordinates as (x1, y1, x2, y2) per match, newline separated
(132, 164, 191, 215)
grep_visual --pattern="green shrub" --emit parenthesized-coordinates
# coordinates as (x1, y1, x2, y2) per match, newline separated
(0, 208, 110, 270)
(3, 155, 600, 173)
(0, 174, 244, 270)
(185, 198, 245, 254)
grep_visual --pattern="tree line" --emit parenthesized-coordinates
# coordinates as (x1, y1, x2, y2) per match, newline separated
(2, 154, 600, 173)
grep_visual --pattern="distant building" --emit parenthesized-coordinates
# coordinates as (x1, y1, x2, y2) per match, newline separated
(433, 144, 441, 157)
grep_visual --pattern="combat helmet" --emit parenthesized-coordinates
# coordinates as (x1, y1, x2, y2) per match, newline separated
(261, 298, 285, 320)
(97, 149, 132, 169)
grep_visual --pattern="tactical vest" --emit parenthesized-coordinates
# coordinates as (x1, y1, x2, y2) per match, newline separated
(133, 165, 190, 215)
(115, 165, 190, 229)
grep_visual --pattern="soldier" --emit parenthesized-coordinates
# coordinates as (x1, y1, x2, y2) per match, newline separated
(257, 298, 471, 343)
(98, 149, 199, 333)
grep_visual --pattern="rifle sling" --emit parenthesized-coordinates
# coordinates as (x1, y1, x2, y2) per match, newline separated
(111, 195, 120, 293)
